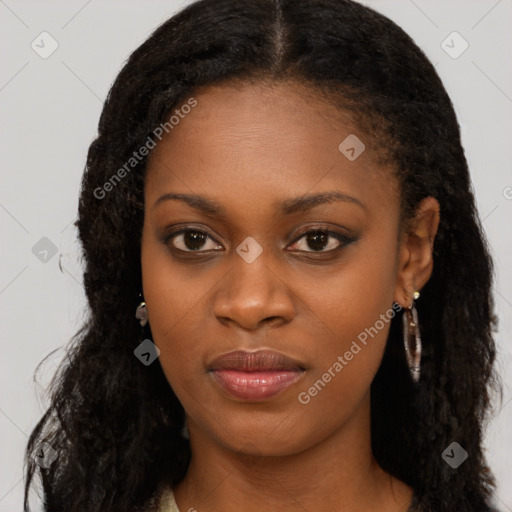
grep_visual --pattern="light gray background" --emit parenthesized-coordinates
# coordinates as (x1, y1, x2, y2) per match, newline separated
(1, 1, 511, 510)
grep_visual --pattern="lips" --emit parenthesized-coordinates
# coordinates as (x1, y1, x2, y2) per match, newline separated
(208, 349, 305, 372)
(208, 350, 306, 401)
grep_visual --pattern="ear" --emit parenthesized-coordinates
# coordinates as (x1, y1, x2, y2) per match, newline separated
(393, 196, 440, 307)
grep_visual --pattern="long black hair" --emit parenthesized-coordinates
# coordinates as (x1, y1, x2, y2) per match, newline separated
(24, 1, 500, 510)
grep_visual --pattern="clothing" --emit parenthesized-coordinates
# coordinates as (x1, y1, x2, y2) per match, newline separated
(159, 487, 179, 512)
(158, 487, 422, 511)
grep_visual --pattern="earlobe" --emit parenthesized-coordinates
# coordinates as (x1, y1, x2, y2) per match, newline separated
(393, 197, 440, 306)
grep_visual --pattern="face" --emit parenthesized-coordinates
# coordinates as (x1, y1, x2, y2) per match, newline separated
(141, 80, 407, 457)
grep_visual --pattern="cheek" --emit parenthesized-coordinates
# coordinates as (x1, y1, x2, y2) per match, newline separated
(141, 223, 215, 334)
(302, 228, 398, 346)
(140, 232, 204, 369)
(294, 232, 399, 409)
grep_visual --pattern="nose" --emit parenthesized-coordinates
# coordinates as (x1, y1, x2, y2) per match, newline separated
(212, 248, 296, 330)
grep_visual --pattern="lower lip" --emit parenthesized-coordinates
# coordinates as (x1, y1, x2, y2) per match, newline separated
(210, 369, 304, 401)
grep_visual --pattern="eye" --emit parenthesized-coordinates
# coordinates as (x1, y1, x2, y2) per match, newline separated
(288, 228, 354, 253)
(164, 226, 356, 255)
(166, 229, 223, 252)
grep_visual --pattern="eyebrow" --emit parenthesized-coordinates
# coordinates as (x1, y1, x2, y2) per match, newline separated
(152, 191, 366, 216)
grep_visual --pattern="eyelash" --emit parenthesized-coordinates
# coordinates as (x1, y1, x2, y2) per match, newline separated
(163, 225, 357, 257)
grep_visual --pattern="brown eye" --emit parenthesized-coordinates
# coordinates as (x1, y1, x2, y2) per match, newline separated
(167, 229, 223, 252)
(303, 230, 331, 251)
(288, 228, 356, 253)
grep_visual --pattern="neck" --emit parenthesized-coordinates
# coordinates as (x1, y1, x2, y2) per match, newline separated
(172, 393, 413, 512)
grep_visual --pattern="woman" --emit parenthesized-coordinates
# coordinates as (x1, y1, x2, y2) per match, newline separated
(24, 0, 500, 511)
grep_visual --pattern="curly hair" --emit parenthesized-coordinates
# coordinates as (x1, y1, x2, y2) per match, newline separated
(24, 0, 500, 511)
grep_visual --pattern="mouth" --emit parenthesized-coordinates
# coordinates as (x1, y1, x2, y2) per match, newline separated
(207, 349, 306, 402)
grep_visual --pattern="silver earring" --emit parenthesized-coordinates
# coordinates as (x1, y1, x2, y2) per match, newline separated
(135, 301, 148, 327)
(402, 290, 421, 382)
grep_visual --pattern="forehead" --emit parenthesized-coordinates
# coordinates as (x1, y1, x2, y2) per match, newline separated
(144, 80, 399, 218)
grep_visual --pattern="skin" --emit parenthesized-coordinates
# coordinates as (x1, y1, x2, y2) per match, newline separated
(141, 80, 440, 512)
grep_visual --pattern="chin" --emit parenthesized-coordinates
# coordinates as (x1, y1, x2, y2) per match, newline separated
(206, 418, 313, 458)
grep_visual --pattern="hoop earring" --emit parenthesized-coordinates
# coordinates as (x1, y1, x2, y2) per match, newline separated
(402, 290, 421, 382)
